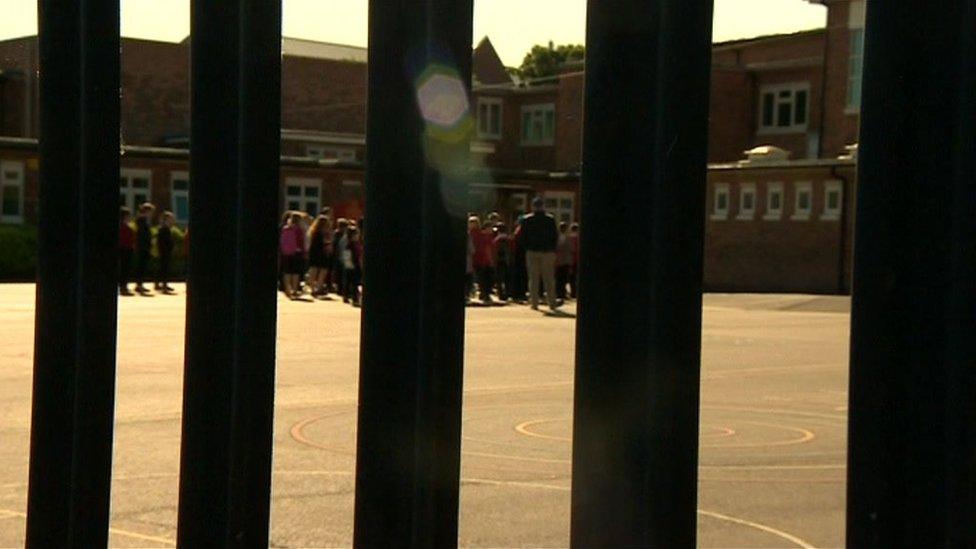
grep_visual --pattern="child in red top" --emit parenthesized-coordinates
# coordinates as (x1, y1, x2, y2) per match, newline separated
(470, 218, 496, 304)
(119, 207, 135, 296)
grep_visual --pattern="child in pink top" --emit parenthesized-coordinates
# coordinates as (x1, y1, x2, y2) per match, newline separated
(280, 212, 306, 298)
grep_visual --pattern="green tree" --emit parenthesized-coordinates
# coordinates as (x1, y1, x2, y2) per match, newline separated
(517, 41, 585, 79)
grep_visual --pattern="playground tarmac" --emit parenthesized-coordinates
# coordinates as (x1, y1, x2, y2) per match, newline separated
(0, 285, 850, 548)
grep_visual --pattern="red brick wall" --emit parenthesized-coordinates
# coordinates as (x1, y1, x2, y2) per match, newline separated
(0, 74, 26, 137)
(710, 30, 826, 161)
(705, 164, 855, 293)
(281, 56, 366, 134)
(121, 39, 190, 145)
(475, 87, 559, 171)
(709, 69, 755, 162)
(0, 37, 38, 137)
(554, 73, 584, 172)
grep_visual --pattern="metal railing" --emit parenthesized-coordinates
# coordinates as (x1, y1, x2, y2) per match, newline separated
(21, 0, 976, 547)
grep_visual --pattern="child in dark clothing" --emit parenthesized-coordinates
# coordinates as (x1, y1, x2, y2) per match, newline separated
(343, 226, 363, 306)
(119, 207, 135, 296)
(134, 202, 155, 294)
(155, 211, 176, 293)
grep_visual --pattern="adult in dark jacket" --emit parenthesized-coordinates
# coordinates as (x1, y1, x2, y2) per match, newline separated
(519, 196, 560, 311)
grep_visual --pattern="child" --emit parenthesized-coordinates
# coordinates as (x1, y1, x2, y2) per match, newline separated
(343, 226, 363, 306)
(135, 203, 155, 294)
(119, 207, 135, 296)
(306, 214, 333, 297)
(493, 223, 510, 300)
(155, 211, 176, 293)
(279, 212, 305, 299)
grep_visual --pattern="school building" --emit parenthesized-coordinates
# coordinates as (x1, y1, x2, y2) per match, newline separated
(0, 0, 867, 293)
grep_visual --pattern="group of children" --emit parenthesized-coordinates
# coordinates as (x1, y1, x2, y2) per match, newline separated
(279, 208, 364, 306)
(467, 211, 580, 305)
(119, 203, 181, 296)
(118, 203, 578, 307)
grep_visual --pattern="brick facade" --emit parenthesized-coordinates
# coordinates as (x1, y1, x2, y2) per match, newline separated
(0, 0, 867, 293)
(818, 0, 863, 158)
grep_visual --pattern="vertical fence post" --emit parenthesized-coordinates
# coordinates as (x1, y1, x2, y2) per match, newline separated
(176, 1, 281, 545)
(353, 1, 473, 547)
(25, 2, 120, 546)
(846, 2, 976, 546)
(570, 1, 713, 547)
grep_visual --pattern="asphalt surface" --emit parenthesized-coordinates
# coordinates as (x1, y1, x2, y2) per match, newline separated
(0, 285, 850, 548)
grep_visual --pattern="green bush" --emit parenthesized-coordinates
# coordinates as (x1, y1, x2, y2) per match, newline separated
(0, 224, 190, 282)
(0, 224, 37, 281)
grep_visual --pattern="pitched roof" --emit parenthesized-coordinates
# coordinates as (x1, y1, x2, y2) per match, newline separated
(281, 37, 368, 63)
(472, 36, 513, 86)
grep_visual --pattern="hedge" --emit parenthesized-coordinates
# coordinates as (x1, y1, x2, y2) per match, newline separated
(0, 223, 188, 282)
(0, 224, 36, 281)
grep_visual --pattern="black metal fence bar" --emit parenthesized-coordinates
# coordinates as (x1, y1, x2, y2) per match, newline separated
(177, 1, 282, 545)
(25, 2, 120, 546)
(846, 2, 976, 546)
(570, 1, 713, 547)
(354, 1, 473, 546)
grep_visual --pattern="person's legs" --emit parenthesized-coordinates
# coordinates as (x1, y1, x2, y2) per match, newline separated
(526, 251, 542, 309)
(541, 252, 558, 309)
(478, 267, 493, 302)
(307, 267, 320, 294)
(119, 249, 132, 294)
(158, 252, 171, 291)
(569, 265, 578, 299)
(135, 251, 150, 292)
(496, 262, 507, 300)
(556, 265, 568, 299)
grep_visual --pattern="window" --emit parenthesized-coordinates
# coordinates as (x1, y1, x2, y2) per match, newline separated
(764, 182, 784, 220)
(120, 169, 152, 213)
(171, 171, 189, 224)
(544, 191, 575, 224)
(521, 103, 555, 146)
(285, 177, 321, 216)
(711, 183, 729, 220)
(306, 144, 356, 162)
(0, 161, 24, 224)
(758, 84, 810, 133)
(792, 181, 812, 221)
(477, 96, 502, 139)
(823, 180, 843, 221)
(737, 183, 756, 220)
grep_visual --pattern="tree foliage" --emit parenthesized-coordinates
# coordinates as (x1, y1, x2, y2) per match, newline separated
(516, 41, 585, 79)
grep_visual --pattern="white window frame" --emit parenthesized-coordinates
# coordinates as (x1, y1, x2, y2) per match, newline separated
(305, 144, 356, 162)
(792, 181, 813, 221)
(711, 183, 730, 221)
(822, 180, 843, 221)
(764, 182, 784, 221)
(476, 96, 503, 140)
(284, 177, 321, 216)
(758, 82, 811, 134)
(120, 168, 153, 213)
(0, 160, 25, 224)
(520, 103, 555, 146)
(170, 171, 190, 224)
(737, 183, 757, 221)
(543, 190, 575, 224)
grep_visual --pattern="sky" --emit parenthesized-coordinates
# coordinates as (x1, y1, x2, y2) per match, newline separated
(0, 1, 826, 67)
